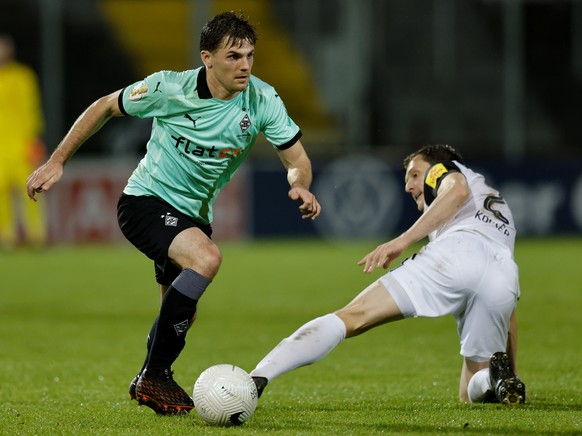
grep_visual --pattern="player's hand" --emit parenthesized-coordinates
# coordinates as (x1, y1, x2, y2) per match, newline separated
(26, 160, 64, 201)
(288, 186, 321, 220)
(357, 236, 409, 273)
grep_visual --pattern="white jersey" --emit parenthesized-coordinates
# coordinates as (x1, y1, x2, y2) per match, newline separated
(382, 160, 520, 361)
(426, 161, 516, 255)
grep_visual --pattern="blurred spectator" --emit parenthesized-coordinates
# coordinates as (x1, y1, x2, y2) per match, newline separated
(0, 34, 47, 249)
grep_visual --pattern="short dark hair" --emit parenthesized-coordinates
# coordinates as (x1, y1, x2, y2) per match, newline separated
(403, 144, 464, 169)
(199, 11, 257, 52)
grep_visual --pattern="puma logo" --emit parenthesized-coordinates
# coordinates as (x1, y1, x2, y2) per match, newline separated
(184, 114, 202, 128)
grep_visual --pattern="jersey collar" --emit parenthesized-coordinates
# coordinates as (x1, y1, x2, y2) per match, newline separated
(197, 68, 212, 99)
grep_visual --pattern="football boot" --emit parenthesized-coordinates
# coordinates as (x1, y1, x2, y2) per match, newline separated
(489, 352, 526, 406)
(135, 368, 194, 415)
(129, 373, 140, 400)
(252, 376, 268, 398)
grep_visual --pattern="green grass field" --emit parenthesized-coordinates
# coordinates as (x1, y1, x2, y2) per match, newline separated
(1, 237, 581, 435)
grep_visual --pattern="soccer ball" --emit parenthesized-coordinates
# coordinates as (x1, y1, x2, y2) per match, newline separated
(193, 364, 258, 426)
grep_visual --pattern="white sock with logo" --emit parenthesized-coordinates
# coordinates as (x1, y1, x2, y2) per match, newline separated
(251, 313, 346, 381)
(468, 368, 493, 403)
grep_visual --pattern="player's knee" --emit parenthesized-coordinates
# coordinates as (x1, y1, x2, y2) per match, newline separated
(176, 242, 222, 278)
(199, 243, 222, 276)
(335, 309, 368, 338)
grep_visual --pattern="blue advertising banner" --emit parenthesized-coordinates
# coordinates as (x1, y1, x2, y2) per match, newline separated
(251, 156, 582, 238)
(43, 157, 582, 243)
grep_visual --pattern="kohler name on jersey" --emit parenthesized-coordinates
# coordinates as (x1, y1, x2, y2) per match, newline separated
(474, 210, 511, 236)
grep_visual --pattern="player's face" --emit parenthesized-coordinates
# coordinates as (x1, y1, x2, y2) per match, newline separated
(404, 155, 431, 212)
(202, 38, 254, 100)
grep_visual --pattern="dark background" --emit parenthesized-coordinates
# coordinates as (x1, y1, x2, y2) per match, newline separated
(2, 0, 581, 239)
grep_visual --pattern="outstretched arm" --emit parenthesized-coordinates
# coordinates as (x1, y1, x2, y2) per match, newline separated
(358, 171, 470, 272)
(26, 89, 124, 201)
(276, 140, 321, 220)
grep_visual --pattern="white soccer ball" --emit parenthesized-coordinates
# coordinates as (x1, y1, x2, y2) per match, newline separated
(193, 364, 258, 426)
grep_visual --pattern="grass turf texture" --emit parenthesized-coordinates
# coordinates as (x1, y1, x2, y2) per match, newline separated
(1, 238, 581, 435)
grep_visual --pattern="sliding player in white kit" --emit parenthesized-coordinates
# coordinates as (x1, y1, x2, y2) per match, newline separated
(251, 144, 526, 406)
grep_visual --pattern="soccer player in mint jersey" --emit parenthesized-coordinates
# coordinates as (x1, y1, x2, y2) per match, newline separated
(26, 12, 321, 415)
(250, 144, 526, 407)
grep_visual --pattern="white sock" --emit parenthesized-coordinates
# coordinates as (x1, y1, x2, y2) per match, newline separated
(251, 313, 347, 381)
(468, 368, 493, 403)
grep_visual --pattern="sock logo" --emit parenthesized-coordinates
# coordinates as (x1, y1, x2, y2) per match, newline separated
(174, 319, 189, 336)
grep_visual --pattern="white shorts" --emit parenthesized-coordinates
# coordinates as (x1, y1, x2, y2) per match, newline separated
(380, 233, 520, 361)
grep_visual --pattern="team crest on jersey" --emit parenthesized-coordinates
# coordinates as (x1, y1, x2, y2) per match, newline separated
(425, 163, 448, 189)
(239, 113, 252, 133)
(129, 82, 148, 101)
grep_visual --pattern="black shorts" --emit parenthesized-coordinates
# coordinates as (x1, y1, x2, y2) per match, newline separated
(117, 194, 212, 285)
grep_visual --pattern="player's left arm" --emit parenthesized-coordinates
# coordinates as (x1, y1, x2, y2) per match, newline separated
(276, 140, 321, 220)
(359, 170, 470, 272)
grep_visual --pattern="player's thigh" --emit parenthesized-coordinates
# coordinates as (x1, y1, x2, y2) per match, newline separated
(379, 240, 468, 318)
(458, 252, 519, 361)
(168, 226, 222, 278)
(117, 194, 216, 280)
(335, 280, 404, 338)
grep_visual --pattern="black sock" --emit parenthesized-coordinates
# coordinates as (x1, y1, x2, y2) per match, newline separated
(146, 286, 199, 372)
(138, 317, 159, 374)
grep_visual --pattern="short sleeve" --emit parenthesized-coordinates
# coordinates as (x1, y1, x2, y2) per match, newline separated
(259, 89, 301, 149)
(119, 71, 169, 118)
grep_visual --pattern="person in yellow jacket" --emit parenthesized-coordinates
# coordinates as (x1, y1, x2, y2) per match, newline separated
(0, 34, 47, 248)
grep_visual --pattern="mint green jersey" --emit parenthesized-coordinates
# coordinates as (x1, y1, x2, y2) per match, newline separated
(119, 67, 301, 224)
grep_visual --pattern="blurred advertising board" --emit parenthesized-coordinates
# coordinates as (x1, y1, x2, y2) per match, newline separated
(252, 156, 582, 238)
(43, 156, 582, 244)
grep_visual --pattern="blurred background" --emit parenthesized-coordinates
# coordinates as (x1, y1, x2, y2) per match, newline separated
(1, 0, 581, 244)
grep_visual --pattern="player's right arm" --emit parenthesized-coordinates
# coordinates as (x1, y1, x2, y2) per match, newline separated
(358, 169, 470, 273)
(26, 89, 124, 201)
